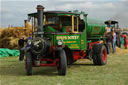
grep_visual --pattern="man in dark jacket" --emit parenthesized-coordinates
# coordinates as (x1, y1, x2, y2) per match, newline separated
(106, 33, 112, 54)
(18, 37, 25, 61)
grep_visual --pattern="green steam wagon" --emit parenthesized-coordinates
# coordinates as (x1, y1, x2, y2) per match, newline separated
(25, 5, 107, 75)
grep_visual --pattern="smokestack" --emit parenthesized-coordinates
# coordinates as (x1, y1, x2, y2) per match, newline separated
(36, 5, 44, 35)
(24, 20, 27, 28)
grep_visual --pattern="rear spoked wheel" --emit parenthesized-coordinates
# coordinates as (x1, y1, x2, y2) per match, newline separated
(92, 44, 107, 65)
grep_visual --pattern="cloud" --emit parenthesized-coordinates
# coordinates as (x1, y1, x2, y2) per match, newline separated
(0, 0, 128, 28)
(120, 0, 127, 1)
(103, 3, 115, 8)
(78, 2, 99, 9)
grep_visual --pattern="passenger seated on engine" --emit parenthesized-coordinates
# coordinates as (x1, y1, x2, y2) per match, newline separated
(62, 26, 72, 33)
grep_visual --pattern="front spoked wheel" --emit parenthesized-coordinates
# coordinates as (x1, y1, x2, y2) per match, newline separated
(57, 49, 67, 76)
(25, 51, 32, 75)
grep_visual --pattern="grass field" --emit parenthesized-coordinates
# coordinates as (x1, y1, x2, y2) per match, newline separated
(0, 50, 128, 85)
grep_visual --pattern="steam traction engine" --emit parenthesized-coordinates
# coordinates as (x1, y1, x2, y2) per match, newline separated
(25, 5, 107, 76)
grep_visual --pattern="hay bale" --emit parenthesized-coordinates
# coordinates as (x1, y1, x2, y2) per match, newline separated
(116, 47, 128, 54)
(0, 37, 21, 49)
(0, 27, 3, 31)
(25, 21, 32, 29)
(0, 26, 32, 49)
(9, 37, 19, 49)
(0, 27, 3, 37)
(0, 27, 32, 38)
(0, 37, 11, 48)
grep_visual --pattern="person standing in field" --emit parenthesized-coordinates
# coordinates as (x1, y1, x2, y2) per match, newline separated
(111, 28, 116, 53)
(105, 27, 112, 54)
(18, 37, 25, 61)
(121, 34, 124, 45)
(106, 34, 112, 54)
(123, 34, 127, 49)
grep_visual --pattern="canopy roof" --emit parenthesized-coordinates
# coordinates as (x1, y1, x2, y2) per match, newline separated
(104, 20, 118, 24)
(28, 11, 87, 17)
(28, 11, 104, 25)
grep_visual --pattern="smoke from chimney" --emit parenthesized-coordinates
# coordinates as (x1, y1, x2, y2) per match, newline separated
(110, 1, 128, 28)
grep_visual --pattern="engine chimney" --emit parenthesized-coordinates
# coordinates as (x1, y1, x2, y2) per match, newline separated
(36, 5, 44, 37)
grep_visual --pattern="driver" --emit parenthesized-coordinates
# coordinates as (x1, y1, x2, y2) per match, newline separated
(25, 34, 32, 47)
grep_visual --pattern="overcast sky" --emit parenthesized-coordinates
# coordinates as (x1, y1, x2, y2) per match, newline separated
(0, 0, 128, 28)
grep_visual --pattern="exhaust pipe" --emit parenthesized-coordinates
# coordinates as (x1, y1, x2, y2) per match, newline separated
(31, 5, 51, 57)
(36, 5, 44, 37)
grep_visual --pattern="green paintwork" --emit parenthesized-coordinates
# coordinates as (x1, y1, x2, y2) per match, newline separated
(44, 26, 57, 32)
(80, 16, 87, 50)
(55, 34, 81, 50)
(29, 11, 105, 51)
(44, 33, 82, 50)
(87, 18, 105, 39)
(62, 27, 67, 33)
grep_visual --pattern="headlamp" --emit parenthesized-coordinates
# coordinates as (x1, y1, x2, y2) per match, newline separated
(27, 39, 32, 45)
(57, 40, 63, 46)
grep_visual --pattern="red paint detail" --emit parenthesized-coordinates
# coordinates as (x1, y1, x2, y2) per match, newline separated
(32, 58, 59, 67)
(40, 64, 56, 66)
(73, 51, 86, 60)
(40, 58, 59, 67)
(123, 34, 127, 49)
(80, 51, 86, 59)
(102, 49, 107, 63)
(73, 52, 80, 60)
(66, 27, 69, 32)
(51, 46, 56, 57)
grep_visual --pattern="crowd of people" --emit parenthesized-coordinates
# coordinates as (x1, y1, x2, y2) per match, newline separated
(106, 27, 127, 54)
(106, 28, 116, 54)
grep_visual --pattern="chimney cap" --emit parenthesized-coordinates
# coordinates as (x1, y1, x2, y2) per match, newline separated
(37, 5, 45, 10)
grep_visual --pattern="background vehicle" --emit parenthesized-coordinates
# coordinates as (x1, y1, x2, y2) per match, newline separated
(25, 5, 107, 76)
